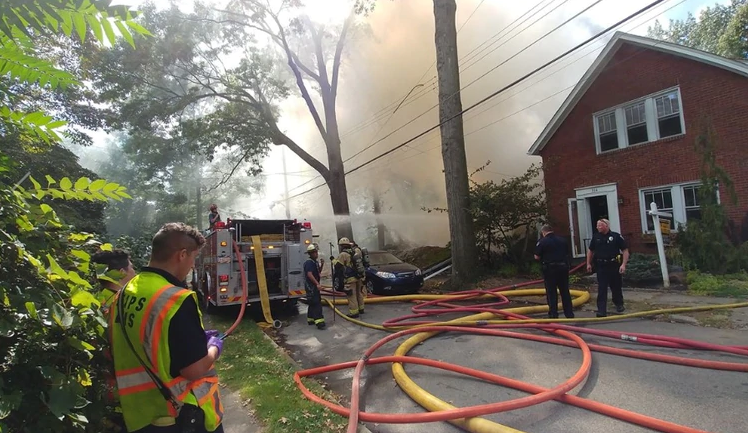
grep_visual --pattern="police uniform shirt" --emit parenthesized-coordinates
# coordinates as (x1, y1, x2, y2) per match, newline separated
(534, 233, 568, 264)
(589, 231, 628, 260)
(139, 267, 209, 378)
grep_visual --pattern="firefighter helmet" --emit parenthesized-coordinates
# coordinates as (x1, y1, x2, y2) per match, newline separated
(306, 244, 317, 253)
(338, 237, 351, 246)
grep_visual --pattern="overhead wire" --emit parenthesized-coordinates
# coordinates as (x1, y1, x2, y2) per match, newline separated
(273, 0, 676, 208)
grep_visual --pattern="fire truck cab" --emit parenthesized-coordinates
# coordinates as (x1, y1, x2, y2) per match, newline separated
(192, 218, 314, 311)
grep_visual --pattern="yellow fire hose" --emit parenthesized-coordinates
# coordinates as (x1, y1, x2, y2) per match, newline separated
(251, 235, 282, 329)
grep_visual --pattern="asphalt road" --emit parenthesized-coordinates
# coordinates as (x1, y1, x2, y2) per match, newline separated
(278, 300, 748, 433)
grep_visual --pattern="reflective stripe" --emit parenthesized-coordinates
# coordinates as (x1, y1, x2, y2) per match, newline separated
(115, 366, 192, 398)
(314, 318, 325, 324)
(140, 286, 189, 371)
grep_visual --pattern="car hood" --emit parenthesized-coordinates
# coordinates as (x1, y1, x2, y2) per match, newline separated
(368, 263, 419, 274)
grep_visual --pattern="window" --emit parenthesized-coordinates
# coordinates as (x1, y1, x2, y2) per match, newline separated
(625, 101, 648, 145)
(639, 182, 715, 233)
(655, 92, 683, 138)
(596, 111, 618, 152)
(594, 88, 685, 154)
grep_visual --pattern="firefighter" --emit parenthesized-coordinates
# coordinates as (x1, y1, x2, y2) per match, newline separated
(108, 223, 225, 433)
(304, 244, 326, 329)
(208, 204, 221, 230)
(337, 237, 366, 317)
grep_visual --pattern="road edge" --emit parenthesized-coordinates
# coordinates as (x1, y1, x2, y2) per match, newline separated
(259, 330, 375, 433)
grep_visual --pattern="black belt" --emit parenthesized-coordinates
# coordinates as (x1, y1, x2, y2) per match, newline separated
(544, 262, 568, 266)
(596, 258, 618, 263)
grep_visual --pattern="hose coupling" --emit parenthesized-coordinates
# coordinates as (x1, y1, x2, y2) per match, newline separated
(620, 334, 638, 342)
(475, 320, 489, 326)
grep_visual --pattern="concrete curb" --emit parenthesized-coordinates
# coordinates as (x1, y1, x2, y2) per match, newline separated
(259, 330, 375, 433)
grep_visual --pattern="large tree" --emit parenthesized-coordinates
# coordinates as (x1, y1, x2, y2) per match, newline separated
(433, 0, 478, 286)
(648, 0, 748, 58)
(89, 0, 374, 239)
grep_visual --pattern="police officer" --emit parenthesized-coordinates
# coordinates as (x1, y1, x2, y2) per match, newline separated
(534, 224, 574, 319)
(304, 244, 326, 329)
(586, 218, 629, 317)
(108, 223, 225, 433)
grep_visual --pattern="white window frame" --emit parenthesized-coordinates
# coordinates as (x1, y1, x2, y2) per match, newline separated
(593, 86, 686, 155)
(638, 181, 719, 234)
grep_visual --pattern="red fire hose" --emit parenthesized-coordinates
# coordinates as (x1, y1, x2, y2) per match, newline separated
(293, 261, 748, 433)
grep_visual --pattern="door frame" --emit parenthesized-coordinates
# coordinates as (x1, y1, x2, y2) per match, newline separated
(568, 183, 621, 258)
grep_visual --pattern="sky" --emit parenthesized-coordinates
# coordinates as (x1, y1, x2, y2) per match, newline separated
(76, 0, 731, 246)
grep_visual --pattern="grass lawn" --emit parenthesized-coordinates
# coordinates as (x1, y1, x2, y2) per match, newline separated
(687, 271, 748, 298)
(210, 316, 348, 433)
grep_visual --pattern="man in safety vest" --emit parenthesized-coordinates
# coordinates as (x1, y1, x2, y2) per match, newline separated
(337, 237, 366, 318)
(91, 249, 137, 314)
(108, 222, 225, 433)
(91, 249, 137, 431)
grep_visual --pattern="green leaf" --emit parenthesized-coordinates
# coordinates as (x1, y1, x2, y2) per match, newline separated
(74, 177, 90, 190)
(44, 381, 80, 418)
(76, 369, 92, 387)
(101, 16, 116, 45)
(25, 301, 38, 319)
(45, 174, 56, 186)
(84, 13, 103, 43)
(100, 243, 113, 251)
(46, 254, 68, 279)
(72, 12, 86, 42)
(0, 390, 22, 420)
(59, 177, 73, 191)
(68, 271, 92, 289)
(29, 176, 42, 191)
(88, 179, 106, 191)
(70, 249, 90, 261)
(52, 304, 74, 329)
(115, 20, 135, 48)
(40, 203, 53, 214)
(71, 290, 98, 308)
(67, 336, 95, 351)
(125, 20, 153, 36)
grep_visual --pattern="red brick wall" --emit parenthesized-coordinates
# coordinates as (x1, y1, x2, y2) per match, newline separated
(540, 43, 748, 253)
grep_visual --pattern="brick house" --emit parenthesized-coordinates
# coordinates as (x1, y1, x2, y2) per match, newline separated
(527, 31, 748, 257)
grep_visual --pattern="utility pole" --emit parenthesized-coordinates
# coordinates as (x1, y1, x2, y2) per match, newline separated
(433, 0, 478, 287)
(196, 164, 203, 231)
(373, 189, 386, 249)
(282, 147, 291, 219)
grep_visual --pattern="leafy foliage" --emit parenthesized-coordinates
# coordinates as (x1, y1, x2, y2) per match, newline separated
(675, 123, 748, 274)
(687, 270, 748, 298)
(0, 165, 132, 432)
(425, 163, 546, 268)
(0, 0, 151, 144)
(647, 0, 748, 59)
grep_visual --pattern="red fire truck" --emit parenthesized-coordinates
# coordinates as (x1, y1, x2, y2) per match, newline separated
(191, 218, 314, 312)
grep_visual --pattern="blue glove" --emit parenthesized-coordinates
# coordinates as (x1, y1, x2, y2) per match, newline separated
(205, 329, 220, 340)
(207, 336, 223, 357)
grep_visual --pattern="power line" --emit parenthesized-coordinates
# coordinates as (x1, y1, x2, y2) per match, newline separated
(338, 0, 549, 142)
(278, 0, 668, 202)
(353, 0, 687, 177)
(339, 0, 585, 168)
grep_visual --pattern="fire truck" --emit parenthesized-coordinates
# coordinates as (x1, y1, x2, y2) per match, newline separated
(191, 218, 314, 312)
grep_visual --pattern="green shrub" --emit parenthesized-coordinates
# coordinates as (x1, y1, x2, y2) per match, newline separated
(623, 253, 665, 284)
(687, 271, 748, 298)
(496, 263, 520, 278)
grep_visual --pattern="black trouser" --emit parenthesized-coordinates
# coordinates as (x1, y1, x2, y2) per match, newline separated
(306, 286, 325, 325)
(542, 263, 574, 318)
(596, 260, 624, 315)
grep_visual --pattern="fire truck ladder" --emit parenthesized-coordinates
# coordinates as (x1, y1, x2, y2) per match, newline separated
(251, 235, 282, 329)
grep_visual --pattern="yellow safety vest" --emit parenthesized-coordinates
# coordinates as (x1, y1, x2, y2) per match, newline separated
(108, 272, 223, 432)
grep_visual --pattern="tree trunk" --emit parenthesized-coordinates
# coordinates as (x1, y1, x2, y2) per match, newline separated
(433, 0, 478, 287)
(373, 190, 386, 249)
(196, 167, 203, 231)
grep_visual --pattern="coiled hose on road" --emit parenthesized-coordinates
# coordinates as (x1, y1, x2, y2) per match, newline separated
(289, 264, 748, 433)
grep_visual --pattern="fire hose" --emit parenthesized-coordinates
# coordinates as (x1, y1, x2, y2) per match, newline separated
(290, 264, 748, 433)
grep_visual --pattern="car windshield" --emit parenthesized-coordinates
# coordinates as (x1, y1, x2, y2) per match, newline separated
(368, 252, 403, 266)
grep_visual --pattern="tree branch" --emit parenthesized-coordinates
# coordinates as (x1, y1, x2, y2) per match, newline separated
(331, 9, 356, 101)
(273, 128, 330, 181)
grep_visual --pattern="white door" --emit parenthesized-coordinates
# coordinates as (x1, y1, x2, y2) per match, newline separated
(574, 183, 621, 240)
(567, 198, 589, 258)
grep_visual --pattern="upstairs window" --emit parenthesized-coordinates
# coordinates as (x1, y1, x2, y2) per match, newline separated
(593, 87, 685, 154)
(596, 111, 618, 152)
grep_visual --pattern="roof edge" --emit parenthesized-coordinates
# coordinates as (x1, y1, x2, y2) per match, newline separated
(526, 31, 748, 156)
